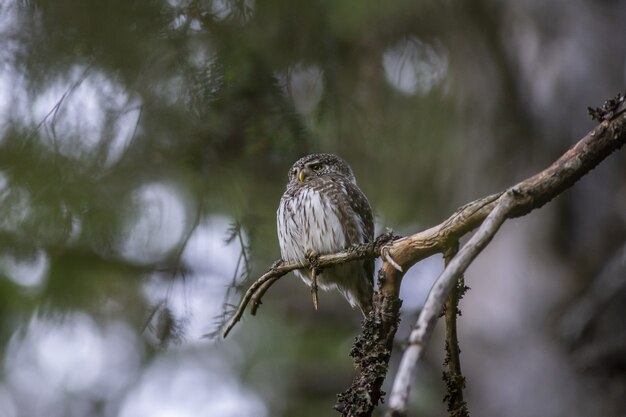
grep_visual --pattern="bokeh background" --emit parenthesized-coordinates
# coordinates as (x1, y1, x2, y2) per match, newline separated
(0, 0, 625, 416)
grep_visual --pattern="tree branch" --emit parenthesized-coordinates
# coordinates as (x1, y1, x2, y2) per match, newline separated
(387, 190, 515, 415)
(224, 95, 626, 416)
(350, 98, 626, 417)
(442, 242, 469, 417)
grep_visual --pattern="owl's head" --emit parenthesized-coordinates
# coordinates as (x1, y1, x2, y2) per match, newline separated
(287, 153, 356, 185)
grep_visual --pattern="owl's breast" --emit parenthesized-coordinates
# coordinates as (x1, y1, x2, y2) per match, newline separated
(277, 187, 350, 263)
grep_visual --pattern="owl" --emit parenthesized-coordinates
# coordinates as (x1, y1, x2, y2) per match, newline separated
(277, 153, 374, 316)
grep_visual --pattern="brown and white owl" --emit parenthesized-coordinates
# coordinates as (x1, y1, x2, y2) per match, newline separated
(277, 153, 374, 315)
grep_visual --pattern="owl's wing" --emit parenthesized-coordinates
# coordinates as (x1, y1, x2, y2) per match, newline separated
(344, 182, 375, 308)
(344, 182, 375, 244)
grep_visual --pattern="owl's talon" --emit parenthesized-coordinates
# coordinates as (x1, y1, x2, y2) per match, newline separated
(306, 250, 319, 264)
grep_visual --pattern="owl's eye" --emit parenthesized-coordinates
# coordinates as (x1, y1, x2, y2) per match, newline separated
(311, 164, 323, 172)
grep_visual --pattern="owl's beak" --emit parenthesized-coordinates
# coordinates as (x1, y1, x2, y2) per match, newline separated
(298, 168, 312, 182)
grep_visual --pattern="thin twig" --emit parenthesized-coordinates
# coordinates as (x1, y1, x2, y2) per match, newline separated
(223, 261, 293, 337)
(250, 274, 282, 315)
(311, 267, 319, 310)
(383, 248, 403, 272)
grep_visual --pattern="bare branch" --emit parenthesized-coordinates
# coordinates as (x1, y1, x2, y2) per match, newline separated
(250, 274, 282, 315)
(311, 267, 320, 310)
(388, 191, 515, 415)
(338, 100, 626, 416)
(442, 243, 469, 417)
(222, 260, 294, 338)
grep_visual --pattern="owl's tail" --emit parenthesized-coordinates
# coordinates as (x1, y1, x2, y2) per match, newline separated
(355, 277, 374, 318)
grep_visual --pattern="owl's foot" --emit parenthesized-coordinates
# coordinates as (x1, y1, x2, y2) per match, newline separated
(305, 250, 319, 264)
(305, 250, 325, 274)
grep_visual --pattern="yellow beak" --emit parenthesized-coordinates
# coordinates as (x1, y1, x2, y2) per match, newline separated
(297, 167, 313, 182)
